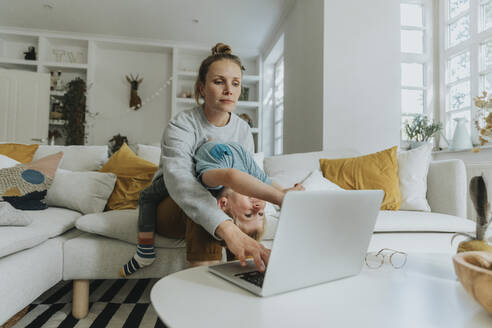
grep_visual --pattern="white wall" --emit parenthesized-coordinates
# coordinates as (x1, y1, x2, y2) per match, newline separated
(323, 0, 401, 154)
(92, 47, 172, 146)
(283, 0, 324, 154)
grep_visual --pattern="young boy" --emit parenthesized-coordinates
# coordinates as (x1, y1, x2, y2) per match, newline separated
(194, 140, 304, 240)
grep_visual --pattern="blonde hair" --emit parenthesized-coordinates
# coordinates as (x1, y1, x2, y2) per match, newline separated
(194, 43, 245, 104)
(215, 187, 266, 242)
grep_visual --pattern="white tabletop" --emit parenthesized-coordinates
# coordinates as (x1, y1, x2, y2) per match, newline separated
(150, 253, 492, 328)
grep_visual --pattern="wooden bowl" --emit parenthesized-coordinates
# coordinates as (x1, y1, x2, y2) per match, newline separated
(453, 251, 492, 314)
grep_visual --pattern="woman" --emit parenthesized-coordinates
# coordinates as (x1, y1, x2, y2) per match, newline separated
(121, 43, 270, 277)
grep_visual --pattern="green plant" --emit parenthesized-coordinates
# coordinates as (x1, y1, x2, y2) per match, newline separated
(62, 77, 87, 145)
(404, 114, 442, 142)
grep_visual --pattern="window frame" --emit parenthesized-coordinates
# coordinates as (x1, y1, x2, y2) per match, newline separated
(273, 55, 284, 155)
(400, 0, 435, 144)
(439, 0, 492, 141)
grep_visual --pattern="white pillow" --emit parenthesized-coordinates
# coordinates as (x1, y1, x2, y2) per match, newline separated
(0, 154, 19, 169)
(397, 143, 432, 211)
(137, 144, 161, 165)
(301, 169, 343, 191)
(45, 169, 117, 214)
(34, 145, 108, 171)
(0, 202, 32, 226)
(264, 149, 359, 188)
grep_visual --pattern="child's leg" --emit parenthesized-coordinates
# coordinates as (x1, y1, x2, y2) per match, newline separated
(120, 231, 156, 277)
(120, 176, 167, 277)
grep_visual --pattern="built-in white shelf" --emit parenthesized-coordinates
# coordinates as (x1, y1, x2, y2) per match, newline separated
(42, 61, 88, 70)
(175, 97, 196, 104)
(176, 70, 259, 84)
(175, 97, 259, 108)
(236, 101, 260, 108)
(251, 128, 259, 134)
(49, 119, 66, 125)
(50, 91, 65, 96)
(0, 58, 38, 66)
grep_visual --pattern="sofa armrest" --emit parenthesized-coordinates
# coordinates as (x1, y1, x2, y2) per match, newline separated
(427, 159, 467, 218)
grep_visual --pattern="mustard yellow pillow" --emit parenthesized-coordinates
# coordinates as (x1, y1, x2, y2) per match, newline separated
(319, 146, 401, 210)
(0, 143, 39, 164)
(100, 143, 158, 210)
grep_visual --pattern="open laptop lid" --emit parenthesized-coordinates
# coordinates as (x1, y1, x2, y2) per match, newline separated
(261, 189, 383, 297)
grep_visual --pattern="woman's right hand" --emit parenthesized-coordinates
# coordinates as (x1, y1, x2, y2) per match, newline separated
(215, 220, 270, 272)
(283, 183, 305, 193)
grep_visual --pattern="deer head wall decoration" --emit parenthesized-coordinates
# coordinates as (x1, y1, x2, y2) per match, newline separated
(126, 74, 143, 110)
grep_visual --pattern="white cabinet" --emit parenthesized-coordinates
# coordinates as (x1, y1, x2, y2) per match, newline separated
(0, 69, 50, 143)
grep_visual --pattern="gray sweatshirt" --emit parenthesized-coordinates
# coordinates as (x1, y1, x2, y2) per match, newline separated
(155, 106, 254, 239)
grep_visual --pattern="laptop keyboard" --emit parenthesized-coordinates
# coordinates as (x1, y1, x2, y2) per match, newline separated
(235, 270, 265, 288)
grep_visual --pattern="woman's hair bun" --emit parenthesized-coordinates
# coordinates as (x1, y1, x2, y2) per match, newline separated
(211, 43, 232, 55)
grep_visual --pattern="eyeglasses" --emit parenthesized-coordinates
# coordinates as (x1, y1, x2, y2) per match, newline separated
(365, 248, 408, 269)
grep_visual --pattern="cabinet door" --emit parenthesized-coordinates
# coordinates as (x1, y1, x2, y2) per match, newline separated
(0, 69, 49, 143)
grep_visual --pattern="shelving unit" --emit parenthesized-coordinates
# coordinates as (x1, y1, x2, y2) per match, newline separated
(0, 32, 89, 145)
(0, 29, 263, 151)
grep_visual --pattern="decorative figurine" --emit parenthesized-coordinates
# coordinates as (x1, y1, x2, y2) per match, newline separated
(126, 74, 143, 110)
(55, 72, 64, 91)
(24, 46, 36, 60)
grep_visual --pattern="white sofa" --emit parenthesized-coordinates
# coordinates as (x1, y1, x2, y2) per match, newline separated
(0, 145, 477, 323)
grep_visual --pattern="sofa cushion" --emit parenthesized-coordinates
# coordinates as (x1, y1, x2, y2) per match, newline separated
(0, 143, 39, 164)
(263, 210, 477, 242)
(264, 148, 359, 188)
(136, 144, 161, 166)
(319, 146, 401, 210)
(0, 152, 63, 210)
(0, 202, 32, 226)
(375, 210, 475, 233)
(75, 210, 186, 248)
(0, 207, 81, 258)
(397, 143, 432, 212)
(33, 145, 108, 171)
(302, 169, 342, 191)
(45, 169, 117, 214)
(100, 143, 158, 210)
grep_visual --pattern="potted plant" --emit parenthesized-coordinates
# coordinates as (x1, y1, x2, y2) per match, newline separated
(404, 114, 442, 149)
(62, 77, 87, 145)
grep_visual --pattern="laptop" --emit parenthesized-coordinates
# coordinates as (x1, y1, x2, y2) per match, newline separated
(208, 189, 384, 297)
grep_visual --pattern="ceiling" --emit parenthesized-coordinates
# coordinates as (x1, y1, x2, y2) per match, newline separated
(0, 0, 294, 51)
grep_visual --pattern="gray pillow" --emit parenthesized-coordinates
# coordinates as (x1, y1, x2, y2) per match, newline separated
(0, 202, 32, 226)
(45, 169, 117, 214)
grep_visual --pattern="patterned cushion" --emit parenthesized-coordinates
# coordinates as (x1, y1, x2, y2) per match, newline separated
(0, 152, 63, 210)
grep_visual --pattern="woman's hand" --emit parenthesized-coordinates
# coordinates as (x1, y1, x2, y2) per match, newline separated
(216, 220, 271, 272)
(283, 183, 305, 193)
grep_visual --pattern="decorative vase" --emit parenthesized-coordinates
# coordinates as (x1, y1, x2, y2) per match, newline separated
(409, 141, 427, 149)
(450, 117, 472, 151)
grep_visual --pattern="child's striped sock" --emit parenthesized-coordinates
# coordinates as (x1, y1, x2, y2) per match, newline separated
(120, 238, 155, 277)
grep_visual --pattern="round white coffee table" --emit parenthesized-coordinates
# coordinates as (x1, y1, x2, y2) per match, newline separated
(150, 253, 492, 328)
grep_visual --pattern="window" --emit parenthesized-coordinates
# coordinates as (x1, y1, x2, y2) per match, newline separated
(400, 0, 434, 141)
(441, 0, 492, 140)
(273, 56, 284, 155)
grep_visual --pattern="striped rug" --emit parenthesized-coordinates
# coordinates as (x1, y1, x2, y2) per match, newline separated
(12, 279, 168, 328)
